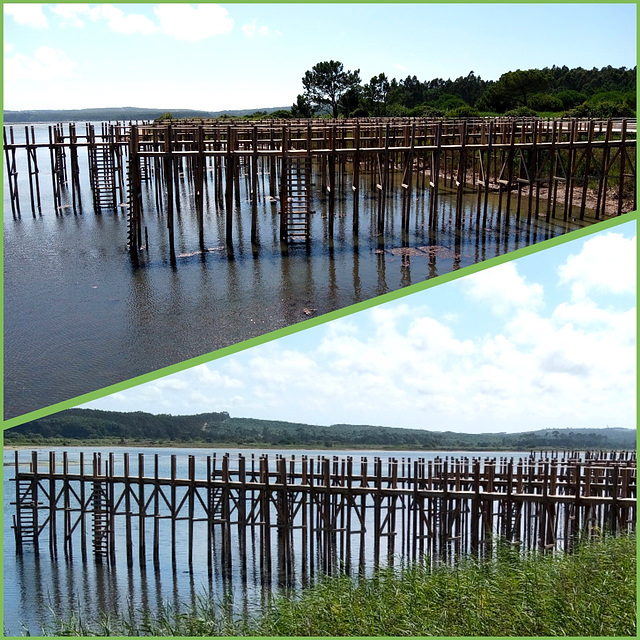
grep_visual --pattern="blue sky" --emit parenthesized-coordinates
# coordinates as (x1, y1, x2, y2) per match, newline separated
(85, 221, 637, 433)
(3, 3, 637, 111)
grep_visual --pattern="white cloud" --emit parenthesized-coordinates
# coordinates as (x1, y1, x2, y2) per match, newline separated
(241, 19, 271, 38)
(4, 43, 14, 54)
(98, 4, 156, 35)
(558, 232, 636, 300)
(408, 316, 474, 360)
(50, 4, 92, 28)
(462, 261, 544, 315)
(154, 4, 234, 41)
(4, 4, 48, 29)
(4, 46, 76, 84)
(197, 365, 244, 390)
(395, 63, 406, 70)
(49, 4, 156, 34)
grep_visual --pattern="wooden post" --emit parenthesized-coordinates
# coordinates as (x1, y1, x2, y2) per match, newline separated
(225, 125, 234, 247)
(221, 454, 232, 579)
(353, 123, 360, 234)
(153, 454, 160, 567)
(164, 126, 176, 262)
(124, 453, 133, 567)
(261, 455, 272, 585)
(251, 126, 259, 244)
(188, 455, 196, 567)
(328, 126, 336, 237)
(47, 126, 62, 213)
(616, 119, 628, 217)
(48, 452, 57, 558)
(279, 126, 288, 241)
(237, 454, 248, 581)
(196, 126, 205, 248)
(545, 121, 557, 222)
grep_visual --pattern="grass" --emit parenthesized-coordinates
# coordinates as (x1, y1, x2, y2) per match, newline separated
(44, 534, 636, 637)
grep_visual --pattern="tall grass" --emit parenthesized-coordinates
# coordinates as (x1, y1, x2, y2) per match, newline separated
(45, 534, 636, 637)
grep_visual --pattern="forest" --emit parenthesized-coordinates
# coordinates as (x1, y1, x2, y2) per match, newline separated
(289, 62, 636, 119)
(4, 408, 636, 451)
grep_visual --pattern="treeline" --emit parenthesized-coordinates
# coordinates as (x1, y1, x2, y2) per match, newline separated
(4, 408, 636, 451)
(290, 63, 636, 119)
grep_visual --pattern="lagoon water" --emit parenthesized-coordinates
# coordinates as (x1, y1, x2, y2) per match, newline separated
(3, 445, 534, 636)
(3, 123, 588, 419)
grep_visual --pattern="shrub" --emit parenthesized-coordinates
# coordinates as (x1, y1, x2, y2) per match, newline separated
(387, 103, 410, 117)
(408, 104, 445, 117)
(555, 89, 588, 110)
(266, 110, 293, 119)
(567, 101, 635, 118)
(504, 106, 538, 117)
(446, 105, 480, 118)
(434, 94, 468, 112)
(527, 93, 564, 112)
(350, 106, 370, 118)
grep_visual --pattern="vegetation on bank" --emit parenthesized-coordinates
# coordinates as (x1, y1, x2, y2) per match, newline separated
(291, 62, 636, 120)
(4, 408, 636, 451)
(46, 535, 636, 636)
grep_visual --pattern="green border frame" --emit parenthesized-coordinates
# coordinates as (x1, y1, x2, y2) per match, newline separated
(2, 0, 638, 429)
(1, 5, 637, 640)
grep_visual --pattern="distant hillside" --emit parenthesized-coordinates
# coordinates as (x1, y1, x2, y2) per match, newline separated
(3, 408, 636, 451)
(3, 106, 290, 123)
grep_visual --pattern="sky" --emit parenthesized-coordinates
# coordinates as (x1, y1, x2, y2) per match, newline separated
(3, 2, 637, 111)
(85, 220, 637, 434)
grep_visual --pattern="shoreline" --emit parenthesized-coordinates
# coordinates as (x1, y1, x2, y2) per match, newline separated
(3, 439, 633, 454)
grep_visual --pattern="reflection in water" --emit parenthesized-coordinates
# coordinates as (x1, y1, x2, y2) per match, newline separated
(5, 123, 602, 418)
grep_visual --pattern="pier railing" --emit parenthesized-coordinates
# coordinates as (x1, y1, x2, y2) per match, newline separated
(10, 450, 636, 585)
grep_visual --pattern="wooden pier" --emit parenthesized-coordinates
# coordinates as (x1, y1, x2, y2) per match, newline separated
(10, 450, 636, 587)
(4, 117, 636, 261)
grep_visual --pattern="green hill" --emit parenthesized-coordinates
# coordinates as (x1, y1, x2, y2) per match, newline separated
(3, 409, 635, 451)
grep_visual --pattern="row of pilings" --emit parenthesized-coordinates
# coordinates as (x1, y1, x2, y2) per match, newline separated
(11, 449, 636, 589)
(4, 117, 636, 260)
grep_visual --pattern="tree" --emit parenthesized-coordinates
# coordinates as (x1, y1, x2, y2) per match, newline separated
(396, 75, 423, 108)
(501, 69, 551, 105)
(449, 71, 489, 106)
(338, 86, 362, 117)
(363, 73, 390, 116)
(302, 60, 361, 118)
(291, 94, 315, 118)
(478, 69, 551, 111)
(267, 109, 293, 119)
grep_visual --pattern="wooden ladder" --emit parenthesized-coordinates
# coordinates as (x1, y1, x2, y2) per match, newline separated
(283, 155, 311, 242)
(125, 160, 135, 248)
(91, 479, 111, 562)
(89, 144, 118, 211)
(12, 478, 39, 553)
